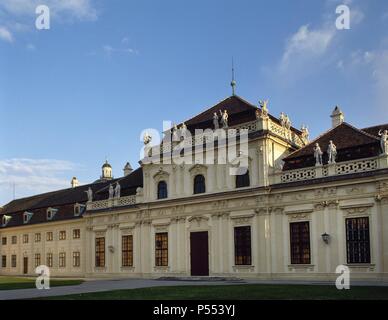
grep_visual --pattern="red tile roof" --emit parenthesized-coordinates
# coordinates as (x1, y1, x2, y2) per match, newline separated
(283, 122, 381, 170)
(285, 122, 379, 160)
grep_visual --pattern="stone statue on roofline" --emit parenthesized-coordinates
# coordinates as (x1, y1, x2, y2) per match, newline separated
(314, 143, 323, 166)
(280, 112, 286, 128)
(301, 125, 310, 143)
(213, 112, 219, 129)
(378, 129, 388, 155)
(259, 99, 269, 118)
(220, 110, 229, 128)
(143, 132, 152, 145)
(171, 123, 179, 142)
(327, 140, 337, 164)
(114, 182, 121, 199)
(108, 184, 114, 200)
(85, 187, 93, 202)
(285, 115, 291, 130)
(180, 122, 188, 139)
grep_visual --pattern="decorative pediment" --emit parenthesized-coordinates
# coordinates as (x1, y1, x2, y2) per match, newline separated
(231, 213, 255, 225)
(153, 221, 170, 232)
(229, 154, 252, 167)
(340, 200, 374, 215)
(189, 164, 207, 176)
(284, 204, 313, 215)
(153, 167, 170, 181)
(188, 215, 210, 227)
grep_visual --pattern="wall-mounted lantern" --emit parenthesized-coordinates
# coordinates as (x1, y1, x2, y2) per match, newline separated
(321, 232, 330, 244)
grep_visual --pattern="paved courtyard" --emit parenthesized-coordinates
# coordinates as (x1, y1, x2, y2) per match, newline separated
(0, 278, 387, 300)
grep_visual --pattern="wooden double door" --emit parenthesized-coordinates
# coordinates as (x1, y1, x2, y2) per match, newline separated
(23, 257, 28, 274)
(190, 231, 209, 276)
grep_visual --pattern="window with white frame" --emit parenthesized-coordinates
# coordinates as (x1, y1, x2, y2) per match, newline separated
(74, 204, 86, 217)
(23, 212, 33, 224)
(1, 215, 11, 227)
(47, 207, 58, 220)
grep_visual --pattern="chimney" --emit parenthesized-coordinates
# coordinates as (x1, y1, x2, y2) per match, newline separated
(331, 106, 344, 128)
(71, 177, 79, 188)
(123, 162, 133, 176)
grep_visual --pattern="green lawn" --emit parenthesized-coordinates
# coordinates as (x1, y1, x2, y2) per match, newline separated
(0, 276, 83, 290)
(40, 284, 388, 300)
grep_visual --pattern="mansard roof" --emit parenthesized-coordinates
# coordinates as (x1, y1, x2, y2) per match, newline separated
(0, 166, 144, 228)
(362, 123, 388, 137)
(94, 167, 143, 200)
(283, 122, 381, 170)
(1, 180, 114, 215)
(180, 95, 302, 134)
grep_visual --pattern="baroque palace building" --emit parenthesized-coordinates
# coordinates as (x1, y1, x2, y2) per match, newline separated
(1, 94, 388, 281)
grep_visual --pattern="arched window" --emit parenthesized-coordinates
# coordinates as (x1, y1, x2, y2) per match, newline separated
(157, 181, 168, 199)
(236, 170, 250, 188)
(193, 175, 206, 194)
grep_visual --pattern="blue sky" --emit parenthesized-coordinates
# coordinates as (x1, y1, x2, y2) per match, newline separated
(1, 0, 388, 205)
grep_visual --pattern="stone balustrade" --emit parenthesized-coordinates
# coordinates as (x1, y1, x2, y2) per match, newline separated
(271, 155, 388, 184)
(154, 119, 305, 155)
(86, 195, 136, 211)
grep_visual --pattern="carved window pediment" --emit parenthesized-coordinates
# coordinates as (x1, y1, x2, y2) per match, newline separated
(189, 164, 207, 176)
(153, 167, 169, 181)
(229, 154, 252, 167)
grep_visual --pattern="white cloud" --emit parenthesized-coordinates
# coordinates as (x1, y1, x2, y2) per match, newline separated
(340, 48, 388, 118)
(277, 1, 365, 81)
(103, 44, 137, 56)
(0, 26, 13, 42)
(0, 0, 98, 42)
(280, 24, 336, 70)
(0, 0, 98, 21)
(0, 158, 79, 205)
(26, 43, 35, 50)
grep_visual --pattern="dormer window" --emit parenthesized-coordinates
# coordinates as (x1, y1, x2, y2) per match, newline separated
(1, 215, 11, 227)
(23, 212, 33, 224)
(47, 208, 58, 220)
(74, 203, 86, 217)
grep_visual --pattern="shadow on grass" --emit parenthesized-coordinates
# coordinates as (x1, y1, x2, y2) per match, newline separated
(39, 284, 388, 300)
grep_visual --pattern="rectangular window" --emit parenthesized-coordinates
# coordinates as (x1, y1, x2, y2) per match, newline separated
(46, 253, 53, 268)
(23, 234, 29, 244)
(2, 237, 7, 245)
(1, 255, 6, 268)
(59, 252, 66, 268)
(346, 217, 371, 264)
(11, 236, 17, 244)
(122, 235, 133, 267)
(234, 226, 252, 265)
(290, 221, 311, 264)
(73, 229, 81, 239)
(11, 255, 16, 268)
(46, 232, 53, 242)
(35, 253, 41, 267)
(155, 233, 168, 267)
(95, 237, 105, 267)
(35, 233, 41, 243)
(73, 252, 80, 267)
(59, 231, 66, 240)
